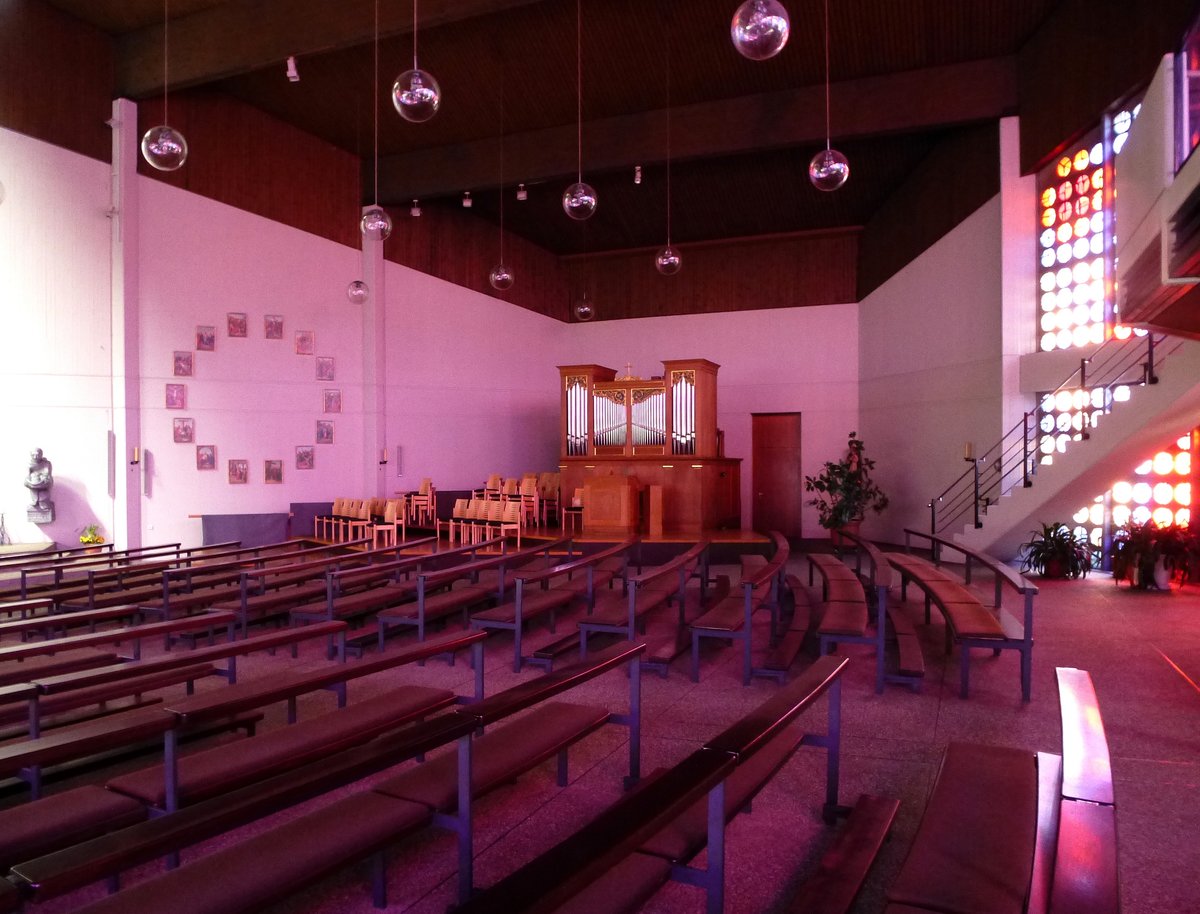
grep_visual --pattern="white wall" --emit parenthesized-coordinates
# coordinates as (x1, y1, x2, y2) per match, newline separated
(562, 305, 860, 537)
(135, 179, 369, 546)
(859, 198, 1006, 544)
(0, 126, 114, 547)
(383, 264, 568, 491)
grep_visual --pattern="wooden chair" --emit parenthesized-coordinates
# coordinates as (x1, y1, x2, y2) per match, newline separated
(518, 477, 539, 528)
(473, 474, 502, 501)
(331, 500, 362, 542)
(561, 488, 584, 534)
(314, 498, 348, 540)
(408, 479, 436, 527)
(345, 501, 375, 543)
(538, 474, 561, 527)
(499, 501, 523, 548)
(440, 499, 469, 543)
(372, 499, 406, 548)
(498, 478, 519, 505)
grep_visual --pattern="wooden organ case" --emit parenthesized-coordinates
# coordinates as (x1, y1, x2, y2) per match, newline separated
(557, 359, 741, 533)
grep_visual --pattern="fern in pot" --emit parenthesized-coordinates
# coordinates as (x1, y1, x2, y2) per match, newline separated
(1018, 523, 1093, 579)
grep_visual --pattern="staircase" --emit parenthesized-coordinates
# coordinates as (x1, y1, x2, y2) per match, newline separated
(930, 333, 1200, 561)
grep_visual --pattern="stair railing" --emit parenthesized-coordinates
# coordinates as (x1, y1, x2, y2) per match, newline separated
(928, 331, 1183, 535)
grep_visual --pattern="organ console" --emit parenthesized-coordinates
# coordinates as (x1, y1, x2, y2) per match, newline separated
(557, 359, 741, 534)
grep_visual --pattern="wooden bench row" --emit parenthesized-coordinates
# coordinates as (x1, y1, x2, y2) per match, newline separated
(6, 640, 646, 913)
(892, 528, 1038, 701)
(688, 531, 790, 685)
(885, 667, 1117, 914)
(458, 654, 897, 914)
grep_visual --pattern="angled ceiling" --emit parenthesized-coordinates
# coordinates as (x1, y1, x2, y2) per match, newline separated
(42, 0, 1054, 260)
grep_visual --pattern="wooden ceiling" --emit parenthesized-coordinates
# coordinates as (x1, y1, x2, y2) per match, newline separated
(41, 0, 1055, 257)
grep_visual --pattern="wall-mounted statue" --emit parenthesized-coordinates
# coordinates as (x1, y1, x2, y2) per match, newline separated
(25, 448, 54, 524)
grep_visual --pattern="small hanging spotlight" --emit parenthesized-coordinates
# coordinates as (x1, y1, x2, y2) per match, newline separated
(516, 183, 527, 201)
(462, 191, 472, 208)
(634, 165, 642, 185)
(410, 199, 422, 217)
(286, 55, 300, 82)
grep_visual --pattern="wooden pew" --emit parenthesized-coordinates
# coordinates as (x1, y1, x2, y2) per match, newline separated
(832, 528, 923, 694)
(375, 538, 571, 646)
(0, 611, 235, 665)
(884, 666, 1116, 914)
(10, 642, 647, 911)
(454, 654, 859, 914)
(689, 532, 787, 684)
(472, 540, 635, 672)
(891, 528, 1038, 701)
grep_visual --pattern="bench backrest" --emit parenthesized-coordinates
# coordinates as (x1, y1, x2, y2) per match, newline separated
(835, 527, 894, 591)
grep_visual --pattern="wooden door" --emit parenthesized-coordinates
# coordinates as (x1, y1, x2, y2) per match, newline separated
(752, 413, 802, 537)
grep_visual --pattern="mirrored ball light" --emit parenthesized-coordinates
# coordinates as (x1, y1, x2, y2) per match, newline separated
(489, 264, 514, 291)
(731, 0, 791, 61)
(360, 206, 393, 241)
(808, 147, 850, 192)
(573, 295, 595, 322)
(655, 245, 682, 275)
(562, 181, 598, 220)
(140, 125, 188, 171)
(393, 68, 441, 123)
(346, 280, 370, 305)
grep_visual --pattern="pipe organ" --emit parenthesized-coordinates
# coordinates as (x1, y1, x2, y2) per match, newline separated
(557, 359, 740, 533)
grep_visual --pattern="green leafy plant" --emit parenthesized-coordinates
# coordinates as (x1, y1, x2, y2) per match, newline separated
(1018, 522, 1094, 578)
(1110, 520, 1193, 589)
(804, 432, 889, 531)
(79, 524, 105, 546)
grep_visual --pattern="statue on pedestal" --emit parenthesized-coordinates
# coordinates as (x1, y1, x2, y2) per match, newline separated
(25, 448, 54, 524)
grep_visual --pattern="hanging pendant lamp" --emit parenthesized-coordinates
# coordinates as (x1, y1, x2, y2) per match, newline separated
(808, 0, 849, 191)
(362, 0, 393, 242)
(562, 0, 597, 220)
(490, 71, 514, 291)
(141, 0, 188, 171)
(655, 30, 681, 276)
(393, 0, 441, 123)
(730, 0, 790, 61)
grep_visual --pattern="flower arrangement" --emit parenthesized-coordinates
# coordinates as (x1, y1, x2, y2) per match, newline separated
(79, 524, 105, 546)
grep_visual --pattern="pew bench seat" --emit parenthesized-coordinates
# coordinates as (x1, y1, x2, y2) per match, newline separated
(756, 579, 812, 681)
(106, 683, 455, 808)
(0, 785, 146, 871)
(374, 700, 610, 812)
(0, 648, 119, 688)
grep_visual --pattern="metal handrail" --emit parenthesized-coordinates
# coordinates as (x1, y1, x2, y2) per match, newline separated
(929, 332, 1184, 535)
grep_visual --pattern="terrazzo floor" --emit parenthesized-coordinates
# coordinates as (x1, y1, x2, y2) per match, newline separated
(8, 560, 1199, 914)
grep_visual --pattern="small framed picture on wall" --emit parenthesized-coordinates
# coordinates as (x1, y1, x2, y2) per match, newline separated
(323, 389, 341, 413)
(166, 384, 187, 409)
(173, 417, 195, 443)
(264, 459, 283, 484)
(316, 420, 334, 444)
(316, 357, 335, 381)
(228, 459, 249, 484)
(196, 445, 216, 470)
(227, 313, 248, 338)
(265, 315, 284, 339)
(295, 330, 315, 355)
(196, 326, 216, 351)
(296, 445, 315, 470)
(173, 351, 193, 377)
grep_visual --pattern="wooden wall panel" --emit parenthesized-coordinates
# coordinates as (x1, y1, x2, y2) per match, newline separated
(0, 0, 114, 161)
(1018, 0, 1198, 175)
(385, 202, 570, 321)
(565, 230, 859, 322)
(137, 90, 361, 250)
(857, 123, 1000, 301)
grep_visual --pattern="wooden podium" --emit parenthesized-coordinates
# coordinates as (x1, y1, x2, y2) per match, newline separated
(583, 475, 640, 533)
(557, 359, 741, 534)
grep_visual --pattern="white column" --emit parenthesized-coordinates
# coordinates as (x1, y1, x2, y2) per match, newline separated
(110, 98, 142, 547)
(361, 216, 388, 496)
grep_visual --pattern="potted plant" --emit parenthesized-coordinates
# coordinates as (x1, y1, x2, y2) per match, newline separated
(804, 432, 889, 537)
(79, 524, 105, 552)
(1111, 520, 1191, 590)
(1018, 522, 1093, 579)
